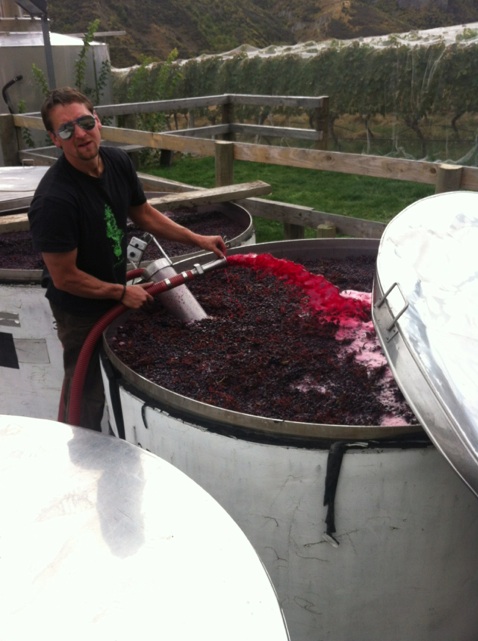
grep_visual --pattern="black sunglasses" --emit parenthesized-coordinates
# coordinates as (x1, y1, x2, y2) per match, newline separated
(55, 115, 96, 141)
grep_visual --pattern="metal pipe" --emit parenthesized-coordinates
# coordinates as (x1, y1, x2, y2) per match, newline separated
(143, 257, 209, 323)
(128, 229, 227, 323)
(40, 13, 56, 89)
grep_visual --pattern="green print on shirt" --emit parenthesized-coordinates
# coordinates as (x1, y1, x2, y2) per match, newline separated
(104, 204, 124, 264)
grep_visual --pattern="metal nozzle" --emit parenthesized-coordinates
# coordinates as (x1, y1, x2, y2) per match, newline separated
(202, 256, 228, 272)
(192, 256, 228, 276)
(143, 258, 208, 323)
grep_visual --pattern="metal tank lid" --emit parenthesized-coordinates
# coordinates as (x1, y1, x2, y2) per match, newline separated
(372, 190, 478, 497)
(0, 165, 48, 213)
(0, 165, 48, 192)
(0, 415, 290, 641)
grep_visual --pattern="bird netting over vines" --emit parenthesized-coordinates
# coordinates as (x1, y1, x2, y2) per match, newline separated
(112, 24, 478, 164)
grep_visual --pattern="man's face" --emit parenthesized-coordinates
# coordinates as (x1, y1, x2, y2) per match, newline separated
(48, 102, 102, 168)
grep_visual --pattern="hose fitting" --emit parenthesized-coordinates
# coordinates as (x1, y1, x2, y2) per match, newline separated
(193, 256, 228, 275)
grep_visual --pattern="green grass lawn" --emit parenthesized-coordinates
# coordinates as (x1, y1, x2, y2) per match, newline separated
(146, 154, 435, 242)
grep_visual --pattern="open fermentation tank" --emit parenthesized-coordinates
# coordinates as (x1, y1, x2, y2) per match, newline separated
(134, 193, 255, 264)
(0, 168, 254, 420)
(100, 237, 478, 641)
(0, 189, 255, 282)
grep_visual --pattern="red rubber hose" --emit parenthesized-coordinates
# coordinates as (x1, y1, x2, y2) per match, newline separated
(66, 268, 198, 427)
(56, 268, 146, 423)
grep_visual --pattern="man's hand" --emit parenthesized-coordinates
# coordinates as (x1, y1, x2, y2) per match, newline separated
(120, 283, 154, 309)
(195, 234, 227, 258)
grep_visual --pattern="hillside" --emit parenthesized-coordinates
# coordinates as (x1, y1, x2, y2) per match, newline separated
(47, 0, 478, 67)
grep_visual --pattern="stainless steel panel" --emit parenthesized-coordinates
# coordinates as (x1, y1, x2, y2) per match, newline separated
(373, 191, 478, 496)
(0, 165, 48, 191)
(0, 165, 48, 213)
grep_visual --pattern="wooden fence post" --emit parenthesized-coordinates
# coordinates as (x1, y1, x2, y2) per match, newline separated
(121, 114, 143, 169)
(314, 96, 329, 152)
(215, 140, 234, 187)
(284, 223, 305, 240)
(435, 163, 463, 193)
(316, 223, 336, 238)
(283, 101, 330, 241)
(221, 98, 235, 142)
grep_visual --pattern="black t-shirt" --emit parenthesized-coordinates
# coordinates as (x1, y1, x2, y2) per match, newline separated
(28, 147, 146, 315)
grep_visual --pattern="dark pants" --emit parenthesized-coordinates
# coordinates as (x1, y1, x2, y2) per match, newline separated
(50, 302, 105, 431)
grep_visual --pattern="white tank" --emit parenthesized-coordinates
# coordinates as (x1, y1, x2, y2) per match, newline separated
(101, 237, 478, 641)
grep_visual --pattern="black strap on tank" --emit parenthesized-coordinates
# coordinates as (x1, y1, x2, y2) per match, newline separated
(323, 437, 431, 545)
(323, 441, 349, 544)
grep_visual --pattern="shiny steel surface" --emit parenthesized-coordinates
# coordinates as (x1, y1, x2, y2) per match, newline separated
(0, 166, 48, 192)
(373, 191, 478, 496)
(144, 197, 256, 262)
(0, 166, 48, 213)
(143, 257, 208, 322)
(0, 285, 63, 419)
(0, 415, 289, 641)
(102, 237, 478, 641)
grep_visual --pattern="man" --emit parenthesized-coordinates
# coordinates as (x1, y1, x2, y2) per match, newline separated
(28, 87, 227, 432)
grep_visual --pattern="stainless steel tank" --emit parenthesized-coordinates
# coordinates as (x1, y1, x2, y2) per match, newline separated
(0, 29, 112, 119)
(137, 192, 256, 263)
(0, 171, 255, 421)
(101, 236, 478, 641)
(0, 184, 255, 282)
(0, 166, 64, 419)
(373, 190, 478, 498)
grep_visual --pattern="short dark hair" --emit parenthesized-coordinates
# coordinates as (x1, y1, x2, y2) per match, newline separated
(41, 87, 94, 132)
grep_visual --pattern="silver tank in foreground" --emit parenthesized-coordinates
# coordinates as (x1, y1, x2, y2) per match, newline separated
(0, 415, 290, 641)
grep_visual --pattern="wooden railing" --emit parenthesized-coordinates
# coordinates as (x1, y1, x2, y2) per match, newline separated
(4, 93, 477, 238)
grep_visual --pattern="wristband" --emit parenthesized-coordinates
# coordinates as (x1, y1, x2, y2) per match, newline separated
(119, 284, 127, 303)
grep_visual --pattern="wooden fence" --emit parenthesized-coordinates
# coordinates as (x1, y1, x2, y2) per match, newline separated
(3, 93, 478, 238)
